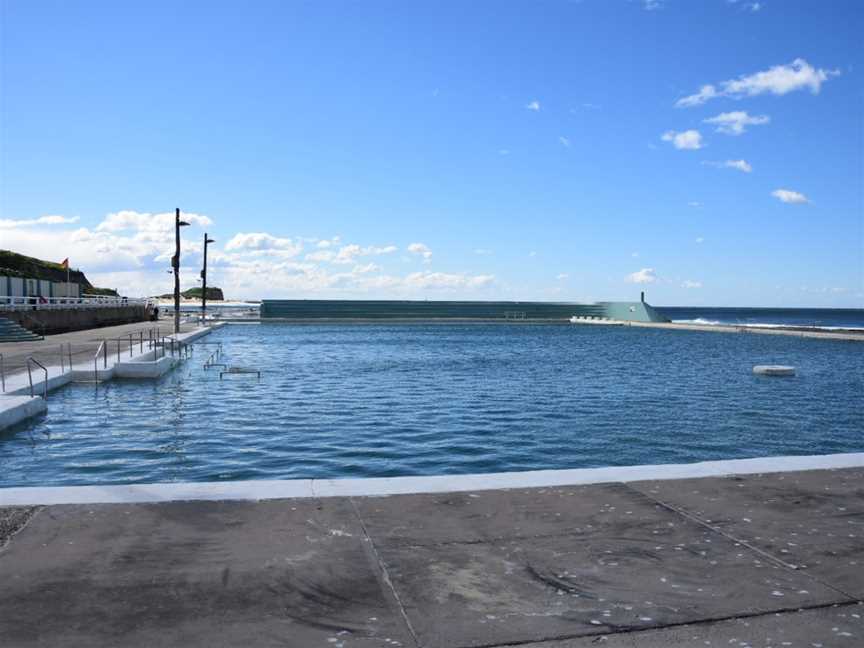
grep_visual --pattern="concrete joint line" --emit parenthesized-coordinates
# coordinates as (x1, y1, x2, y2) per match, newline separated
(624, 483, 862, 601)
(474, 600, 864, 648)
(348, 497, 420, 648)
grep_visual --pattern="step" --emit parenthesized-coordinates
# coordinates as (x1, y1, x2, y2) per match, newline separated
(0, 316, 42, 341)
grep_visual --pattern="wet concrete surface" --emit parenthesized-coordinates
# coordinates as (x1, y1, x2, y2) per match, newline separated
(1, 468, 862, 647)
(0, 318, 199, 375)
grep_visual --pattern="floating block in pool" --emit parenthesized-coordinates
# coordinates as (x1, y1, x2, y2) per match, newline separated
(753, 365, 796, 377)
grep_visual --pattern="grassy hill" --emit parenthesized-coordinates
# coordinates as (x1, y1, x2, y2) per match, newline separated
(158, 287, 225, 301)
(0, 249, 119, 296)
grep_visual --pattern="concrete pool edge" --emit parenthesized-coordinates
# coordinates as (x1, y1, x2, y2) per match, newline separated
(2, 451, 863, 506)
(0, 323, 222, 431)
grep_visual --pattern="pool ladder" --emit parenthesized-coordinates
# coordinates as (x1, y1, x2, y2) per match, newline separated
(26, 356, 48, 400)
(203, 342, 225, 370)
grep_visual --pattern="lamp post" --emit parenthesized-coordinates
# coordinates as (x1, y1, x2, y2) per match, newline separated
(172, 207, 190, 334)
(201, 233, 215, 321)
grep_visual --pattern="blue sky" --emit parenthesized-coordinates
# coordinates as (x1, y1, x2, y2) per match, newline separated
(1, 0, 862, 306)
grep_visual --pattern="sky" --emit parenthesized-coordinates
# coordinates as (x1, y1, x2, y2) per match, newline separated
(1, 0, 862, 307)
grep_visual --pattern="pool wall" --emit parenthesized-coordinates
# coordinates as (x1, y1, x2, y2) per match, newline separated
(1, 451, 861, 505)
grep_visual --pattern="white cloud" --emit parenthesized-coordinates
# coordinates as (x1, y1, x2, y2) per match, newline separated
(403, 271, 494, 290)
(528, 251, 537, 257)
(682, 280, 703, 289)
(696, 237, 705, 244)
(498, 149, 510, 156)
(676, 85, 719, 108)
(224, 232, 302, 256)
(631, 252, 639, 258)
(728, 0, 762, 11)
(96, 209, 212, 233)
(676, 59, 839, 107)
(407, 242, 432, 262)
(352, 263, 380, 274)
(473, 248, 493, 256)
(643, 0, 663, 9)
(2, 210, 212, 281)
(771, 188, 809, 204)
(559, 136, 571, 148)
(333, 243, 397, 265)
(526, 100, 540, 111)
(305, 250, 335, 262)
(0, 215, 80, 228)
(661, 129, 704, 150)
(704, 159, 752, 173)
(334, 244, 363, 264)
(703, 110, 770, 135)
(626, 268, 658, 284)
(556, 273, 569, 280)
(688, 201, 703, 208)
(725, 159, 752, 173)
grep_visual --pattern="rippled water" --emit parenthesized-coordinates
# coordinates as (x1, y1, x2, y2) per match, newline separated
(1, 323, 862, 487)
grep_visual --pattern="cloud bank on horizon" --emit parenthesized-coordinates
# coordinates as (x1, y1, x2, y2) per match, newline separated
(1, 210, 495, 299)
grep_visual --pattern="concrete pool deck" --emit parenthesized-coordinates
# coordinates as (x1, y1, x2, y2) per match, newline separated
(1, 457, 862, 647)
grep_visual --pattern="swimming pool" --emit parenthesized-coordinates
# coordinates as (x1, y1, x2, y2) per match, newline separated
(1, 323, 862, 487)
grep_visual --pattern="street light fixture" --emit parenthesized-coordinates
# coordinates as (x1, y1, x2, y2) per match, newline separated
(173, 207, 190, 334)
(201, 233, 215, 321)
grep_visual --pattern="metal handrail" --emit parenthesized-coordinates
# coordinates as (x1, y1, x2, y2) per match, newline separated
(59, 343, 72, 373)
(27, 356, 48, 400)
(93, 340, 107, 382)
(0, 353, 5, 392)
(203, 344, 223, 368)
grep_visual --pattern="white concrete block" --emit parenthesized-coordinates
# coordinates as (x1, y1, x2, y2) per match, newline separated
(0, 395, 47, 431)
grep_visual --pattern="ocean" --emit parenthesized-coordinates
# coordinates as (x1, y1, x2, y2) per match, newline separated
(657, 307, 864, 331)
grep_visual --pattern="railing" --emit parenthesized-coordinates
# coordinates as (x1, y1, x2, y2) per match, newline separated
(58, 342, 72, 373)
(27, 356, 48, 400)
(203, 342, 224, 369)
(92, 340, 107, 383)
(0, 294, 152, 312)
(0, 353, 5, 392)
(137, 329, 194, 362)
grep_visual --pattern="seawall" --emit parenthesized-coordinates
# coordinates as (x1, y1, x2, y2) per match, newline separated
(3, 304, 151, 335)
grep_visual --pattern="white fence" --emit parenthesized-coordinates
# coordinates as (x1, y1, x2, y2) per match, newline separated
(0, 294, 152, 312)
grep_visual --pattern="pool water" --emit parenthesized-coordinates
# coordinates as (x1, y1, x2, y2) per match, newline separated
(1, 323, 862, 487)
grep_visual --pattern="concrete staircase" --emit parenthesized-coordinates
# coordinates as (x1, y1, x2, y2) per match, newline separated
(0, 316, 43, 342)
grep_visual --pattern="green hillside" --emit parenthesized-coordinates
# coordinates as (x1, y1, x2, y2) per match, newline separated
(0, 249, 118, 296)
(158, 287, 225, 301)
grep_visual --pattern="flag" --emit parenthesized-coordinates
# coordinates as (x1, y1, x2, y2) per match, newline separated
(60, 258, 69, 269)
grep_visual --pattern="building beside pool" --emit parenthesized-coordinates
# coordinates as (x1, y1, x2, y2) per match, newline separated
(260, 295, 669, 322)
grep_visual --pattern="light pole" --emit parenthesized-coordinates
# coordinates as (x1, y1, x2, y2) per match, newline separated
(172, 207, 190, 334)
(201, 233, 215, 321)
